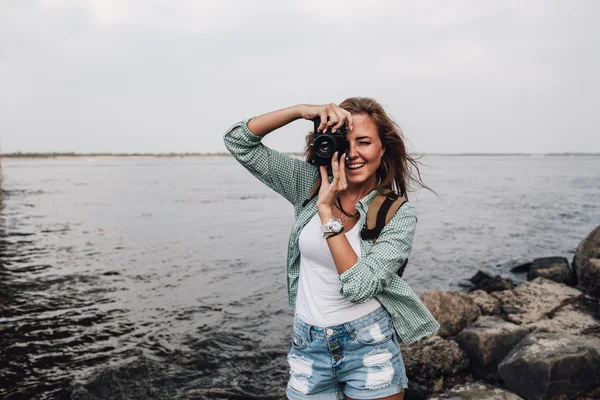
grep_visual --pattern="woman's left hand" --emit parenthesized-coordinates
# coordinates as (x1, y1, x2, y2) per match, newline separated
(316, 152, 347, 216)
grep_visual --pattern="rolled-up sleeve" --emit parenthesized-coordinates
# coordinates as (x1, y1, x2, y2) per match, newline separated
(339, 203, 417, 303)
(223, 119, 318, 205)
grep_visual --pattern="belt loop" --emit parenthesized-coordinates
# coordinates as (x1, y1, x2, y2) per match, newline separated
(305, 323, 313, 343)
(344, 322, 356, 339)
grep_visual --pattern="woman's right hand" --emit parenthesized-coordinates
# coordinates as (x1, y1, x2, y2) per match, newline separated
(298, 103, 353, 133)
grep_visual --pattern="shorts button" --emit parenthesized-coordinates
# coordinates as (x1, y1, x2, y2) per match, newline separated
(326, 328, 334, 336)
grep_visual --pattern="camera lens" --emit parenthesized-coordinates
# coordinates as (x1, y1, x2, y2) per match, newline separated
(317, 140, 331, 155)
(314, 136, 335, 158)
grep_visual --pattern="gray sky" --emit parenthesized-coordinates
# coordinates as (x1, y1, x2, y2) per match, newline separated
(1, 0, 599, 154)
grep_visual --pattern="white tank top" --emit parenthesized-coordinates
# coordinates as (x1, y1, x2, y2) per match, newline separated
(295, 212, 381, 327)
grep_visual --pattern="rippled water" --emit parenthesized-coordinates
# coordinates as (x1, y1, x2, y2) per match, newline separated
(0, 155, 598, 399)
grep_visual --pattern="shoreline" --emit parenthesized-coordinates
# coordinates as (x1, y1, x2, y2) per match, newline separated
(0, 154, 233, 160)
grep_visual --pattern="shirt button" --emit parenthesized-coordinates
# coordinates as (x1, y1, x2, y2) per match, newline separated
(326, 328, 334, 336)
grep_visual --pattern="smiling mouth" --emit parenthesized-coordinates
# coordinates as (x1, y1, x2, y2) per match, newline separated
(346, 163, 365, 171)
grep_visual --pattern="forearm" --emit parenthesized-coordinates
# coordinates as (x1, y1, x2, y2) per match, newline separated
(319, 209, 358, 275)
(247, 105, 306, 137)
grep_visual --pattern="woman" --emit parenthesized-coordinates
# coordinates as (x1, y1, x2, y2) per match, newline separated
(223, 98, 439, 400)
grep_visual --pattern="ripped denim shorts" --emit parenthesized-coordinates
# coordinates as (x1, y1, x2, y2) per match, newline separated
(286, 306, 408, 400)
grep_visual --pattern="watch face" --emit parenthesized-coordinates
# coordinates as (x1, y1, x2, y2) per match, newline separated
(330, 219, 343, 233)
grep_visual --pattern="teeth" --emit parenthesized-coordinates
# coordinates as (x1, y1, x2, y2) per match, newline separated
(347, 163, 365, 169)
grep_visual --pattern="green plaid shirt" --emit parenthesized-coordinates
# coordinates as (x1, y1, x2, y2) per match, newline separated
(224, 119, 439, 344)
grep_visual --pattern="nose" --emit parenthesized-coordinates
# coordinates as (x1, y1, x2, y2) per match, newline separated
(346, 141, 359, 161)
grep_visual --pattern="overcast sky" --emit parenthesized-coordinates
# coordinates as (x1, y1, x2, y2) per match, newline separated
(1, 0, 599, 154)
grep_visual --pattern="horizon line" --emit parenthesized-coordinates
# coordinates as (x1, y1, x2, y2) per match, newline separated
(1, 151, 600, 158)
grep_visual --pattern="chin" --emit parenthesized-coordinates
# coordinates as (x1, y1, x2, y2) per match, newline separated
(347, 174, 368, 186)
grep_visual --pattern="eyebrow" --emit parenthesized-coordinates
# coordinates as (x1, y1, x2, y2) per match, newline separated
(355, 136, 373, 140)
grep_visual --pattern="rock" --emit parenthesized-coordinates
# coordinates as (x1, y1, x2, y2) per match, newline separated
(578, 258, 600, 296)
(498, 332, 600, 400)
(510, 262, 532, 274)
(492, 277, 583, 325)
(527, 256, 575, 285)
(577, 385, 600, 400)
(573, 225, 600, 293)
(455, 316, 530, 378)
(402, 335, 470, 385)
(433, 377, 444, 393)
(467, 290, 501, 315)
(405, 382, 428, 400)
(420, 291, 480, 337)
(527, 307, 599, 336)
(404, 381, 431, 400)
(469, 271, 515, 293)
(428, 382, 524, 400)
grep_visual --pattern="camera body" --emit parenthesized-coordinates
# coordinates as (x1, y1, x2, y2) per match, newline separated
(309, 117, 349, 166)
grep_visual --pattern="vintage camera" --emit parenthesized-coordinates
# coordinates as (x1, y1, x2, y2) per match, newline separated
(309, 117, 349, 166)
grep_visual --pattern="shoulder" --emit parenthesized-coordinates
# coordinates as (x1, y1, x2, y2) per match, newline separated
(386, 201, 417, 233)
(395, 200, 417, 222)
(398, 200, 416, 216)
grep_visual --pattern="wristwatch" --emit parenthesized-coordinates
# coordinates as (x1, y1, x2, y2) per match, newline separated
(321, 218, 344, 234)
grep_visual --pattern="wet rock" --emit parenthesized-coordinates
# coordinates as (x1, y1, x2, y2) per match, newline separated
(455, 316, 530, 378)
(469, 271, 515, 293)
(420, 291, 480, 337)
(573, 224, 600, 294)
(527, 256, 575, 285)
(428, 382, 524, 400)
(492, 277, 583, 325)
(498, 332, 600, 400)
(402, 335, 470, 386)
(510, 262, 532, 274)
(467, 290, 501, 315)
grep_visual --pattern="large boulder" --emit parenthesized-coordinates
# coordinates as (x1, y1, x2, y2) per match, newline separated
(527, 307, 599, 336)
(578, 258, 600, 295)
(402, 335, 470, 386)
(467, 290, 501, 315)
(455, 316, 530, 378)
(573, 225, 600, 294)
(428, 382, 524, 400)
(527, 257, 575, 285)
(498, 332, 600, 400)
(492, 277, 583, 325)
(469, 271, 515, 293)
(420, 291, 480, 337)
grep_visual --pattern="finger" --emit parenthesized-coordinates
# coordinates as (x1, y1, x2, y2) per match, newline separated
(344, 111, 353, 131)
(319, 165, 331, 186)
(339, 153, 348, 187)
(331, 109, 347, 132)
(326, 114, 339, 130)
(317, 111, 328, 132)
(331, 151, 340, 182)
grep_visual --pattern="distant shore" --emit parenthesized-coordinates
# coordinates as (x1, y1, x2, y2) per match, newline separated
(0, 153, 231, 160)
(1, 152, 599, 160)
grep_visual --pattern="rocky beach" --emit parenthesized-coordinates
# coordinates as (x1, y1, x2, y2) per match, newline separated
(404, 225, 600, 400)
